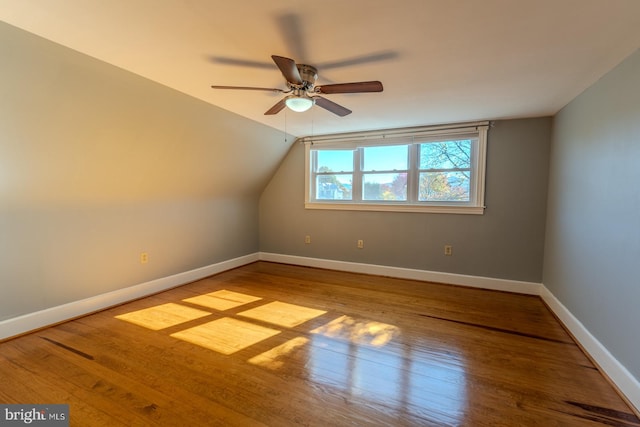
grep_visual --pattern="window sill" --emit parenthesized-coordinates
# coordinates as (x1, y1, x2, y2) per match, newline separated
(304, 202, 485, 215)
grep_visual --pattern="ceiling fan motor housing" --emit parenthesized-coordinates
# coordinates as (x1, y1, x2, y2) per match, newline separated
(296, 64, 318, 90)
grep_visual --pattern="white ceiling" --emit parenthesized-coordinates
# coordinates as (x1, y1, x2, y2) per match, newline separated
(2, 0, 640, 137)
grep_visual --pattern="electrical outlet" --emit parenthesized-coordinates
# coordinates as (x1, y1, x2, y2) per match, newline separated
(305, 235, 311, 244)
(444, 245, 452, 256)
(357, 239, 364, 249)
(140, 252, 149, 264)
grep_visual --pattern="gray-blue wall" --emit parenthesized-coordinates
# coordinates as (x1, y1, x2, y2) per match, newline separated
(544, 49, 640, 380)
(260, 117, 551, 284)
(0, 22, 289, 321)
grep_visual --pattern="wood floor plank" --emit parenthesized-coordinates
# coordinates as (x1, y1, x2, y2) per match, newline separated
(1, 261, 637, 426)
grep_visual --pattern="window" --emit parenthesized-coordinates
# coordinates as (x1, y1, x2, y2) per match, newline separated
(304, 122, 489, 214)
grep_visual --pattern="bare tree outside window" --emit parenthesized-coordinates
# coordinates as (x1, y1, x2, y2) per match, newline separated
(419, 140, 471, 202)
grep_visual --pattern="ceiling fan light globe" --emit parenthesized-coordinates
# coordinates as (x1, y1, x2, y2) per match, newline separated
(285, 96, 314, 112)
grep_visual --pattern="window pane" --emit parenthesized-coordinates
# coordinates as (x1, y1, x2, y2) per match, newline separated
(363, 173, 407, 201)
(419, 172, 469, 201)
(420, 140, 471, 170)
(363, 145, 408, 171)
(316, 174, 352, 200)
(316, 150, 353, 172)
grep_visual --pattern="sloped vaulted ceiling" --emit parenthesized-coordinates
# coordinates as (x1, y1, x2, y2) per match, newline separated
(0, 22, 289, 206)
(1, 0, 640, 137)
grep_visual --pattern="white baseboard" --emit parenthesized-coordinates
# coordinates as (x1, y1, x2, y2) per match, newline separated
(540, 286, 640, 414)
(259, 252, 542, 294)
(259, 252, 639, 413)
(0, 253, 259, 341)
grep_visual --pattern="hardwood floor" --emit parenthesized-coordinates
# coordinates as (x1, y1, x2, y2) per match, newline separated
(1, 262, 638, 426)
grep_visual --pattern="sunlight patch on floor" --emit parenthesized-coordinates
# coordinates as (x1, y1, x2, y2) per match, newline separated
(183, 289, 262, 311)
(311, 315, 400, 347)
(238, 301, 327, 328)
(248, 337, 310, 370)
(115, 303, 211, 330)
(171, 317, 281, 355)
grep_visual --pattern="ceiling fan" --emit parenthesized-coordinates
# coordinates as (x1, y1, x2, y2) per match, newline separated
(211, 55, 383, 117)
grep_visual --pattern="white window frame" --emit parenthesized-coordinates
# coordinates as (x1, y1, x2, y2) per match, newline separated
(304, 121, 489, 214)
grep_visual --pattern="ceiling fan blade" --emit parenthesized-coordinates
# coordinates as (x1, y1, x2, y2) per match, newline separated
(275, 13, 308, 62)
(314, 96, 352, 117)
(211, 85, 284, 93)
(316, 81, 383, 94)
(271, 55, 303, 85)
(208, 56, 274, 69)
(317, 51, 398, 70)
(264, 99, 287, 115)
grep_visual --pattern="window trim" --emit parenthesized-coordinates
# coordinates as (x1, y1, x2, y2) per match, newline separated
(303, 121, 489, 215)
